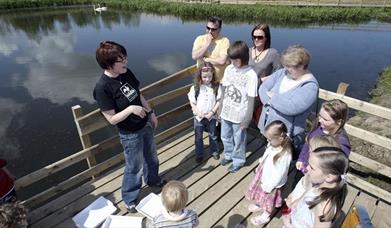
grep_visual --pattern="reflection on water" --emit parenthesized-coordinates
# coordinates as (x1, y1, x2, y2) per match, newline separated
(0, 7, 391, 184)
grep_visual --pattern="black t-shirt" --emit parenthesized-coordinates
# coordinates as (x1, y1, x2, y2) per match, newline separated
(93, 69, 147, 133)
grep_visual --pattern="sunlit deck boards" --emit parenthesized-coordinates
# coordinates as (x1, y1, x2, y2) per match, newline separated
(28, 130, 391, 228)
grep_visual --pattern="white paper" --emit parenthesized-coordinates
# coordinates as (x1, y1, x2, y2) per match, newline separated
(101, 215, 143, 228)
(72, 196, 117, 228)
(136, 193, 164, 220)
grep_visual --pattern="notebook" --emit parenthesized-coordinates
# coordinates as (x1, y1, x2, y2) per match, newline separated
(135, 193, 164, 220)
(101, 215, 143, 228)
(72, 196, 117, 228)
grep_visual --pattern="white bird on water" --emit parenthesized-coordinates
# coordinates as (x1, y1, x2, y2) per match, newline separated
(93, 4, 107, 12)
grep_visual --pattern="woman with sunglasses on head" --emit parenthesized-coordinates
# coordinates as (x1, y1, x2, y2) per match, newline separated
(93, 41, 166, 213)
(249, 24, 281, 127)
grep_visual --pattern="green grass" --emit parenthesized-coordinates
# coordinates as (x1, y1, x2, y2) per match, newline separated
(0, 0, 391, 24)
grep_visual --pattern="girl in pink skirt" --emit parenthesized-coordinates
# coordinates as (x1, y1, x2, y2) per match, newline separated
(246, 120, 292, 226)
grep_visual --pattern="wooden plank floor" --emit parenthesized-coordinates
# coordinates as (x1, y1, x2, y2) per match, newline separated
(29, 130, 391, 228)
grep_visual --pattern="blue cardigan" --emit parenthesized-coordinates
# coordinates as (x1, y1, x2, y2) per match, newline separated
(257, 68, 319, 138)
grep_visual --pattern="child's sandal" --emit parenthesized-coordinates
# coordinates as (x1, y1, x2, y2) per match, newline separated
(250, 213, 270, 226)
(248, 203, 263, 213)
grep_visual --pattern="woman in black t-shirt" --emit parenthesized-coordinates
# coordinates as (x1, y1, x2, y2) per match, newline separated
(93, 41, 166, 213)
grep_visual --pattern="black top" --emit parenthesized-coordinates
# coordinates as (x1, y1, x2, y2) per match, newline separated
(93, 69, 147, 133)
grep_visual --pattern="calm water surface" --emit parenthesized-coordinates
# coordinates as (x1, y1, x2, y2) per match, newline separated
(1, 8, 391, 182)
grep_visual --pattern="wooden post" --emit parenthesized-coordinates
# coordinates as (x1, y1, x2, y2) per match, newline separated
(336, 82, 349, 95)
(337, 0, 341, 6)
(72, 105, 97, 178)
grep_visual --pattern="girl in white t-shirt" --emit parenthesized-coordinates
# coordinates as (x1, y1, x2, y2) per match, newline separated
(188, 62, 221, 163)
(246, 120, 292, 226)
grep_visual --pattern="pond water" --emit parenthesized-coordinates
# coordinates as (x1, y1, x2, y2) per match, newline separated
(1, 7, 391, 182)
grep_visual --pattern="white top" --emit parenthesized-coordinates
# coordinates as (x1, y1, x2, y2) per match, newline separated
(220, 64, 258, 123)
(258, 144, 292, 193)
(278, 73, 314, 94)
(187, 84, 221, 121)
(291, 177, 319, 228)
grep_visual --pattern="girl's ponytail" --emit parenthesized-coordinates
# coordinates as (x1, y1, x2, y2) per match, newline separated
(308, 176, 347, 222)
(307, 135, 349, 222)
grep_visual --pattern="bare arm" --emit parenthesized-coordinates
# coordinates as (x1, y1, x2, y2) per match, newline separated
(140, 94, 152, 111)
(140, 94, 158, 128)
(102, 105, 146, 126)
(203, 55, 228, 66)
(192, 34, 212, 60)
(241, 96, 255, 129)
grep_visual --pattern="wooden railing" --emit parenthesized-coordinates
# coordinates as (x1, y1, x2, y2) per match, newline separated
(15, 64, 391, 210)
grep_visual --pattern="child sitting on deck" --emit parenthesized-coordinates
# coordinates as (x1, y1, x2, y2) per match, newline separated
(151, 180, 198, 228)
(188, 61, 222, 163)
(245, 120, 292, 226)
(283, 135, 349, 228)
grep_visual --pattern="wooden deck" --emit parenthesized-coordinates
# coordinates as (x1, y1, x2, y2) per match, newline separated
(27, 129, 391, 228)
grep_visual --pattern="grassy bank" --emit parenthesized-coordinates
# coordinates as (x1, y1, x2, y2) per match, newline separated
(348, 67, 391, 192)
(0, 0, 391, 24)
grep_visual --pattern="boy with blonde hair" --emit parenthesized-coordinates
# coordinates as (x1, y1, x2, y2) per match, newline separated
(151, 181, 198, 228)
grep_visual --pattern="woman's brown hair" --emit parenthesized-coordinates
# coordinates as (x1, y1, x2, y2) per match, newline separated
(251, 23, 271, 50)
(307, 99, 349, 142)
(96, 41, 127, 70)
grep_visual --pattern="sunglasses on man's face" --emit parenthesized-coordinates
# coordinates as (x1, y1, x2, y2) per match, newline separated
(206, 26, 218, 31)
(252, 35, 265, 40)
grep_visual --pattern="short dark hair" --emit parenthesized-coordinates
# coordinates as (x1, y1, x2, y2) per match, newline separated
(96, 41, 127, 70)
(228, 41, 249, 66)
(208, 16, 222, 28)
(251, 23, 271, 49)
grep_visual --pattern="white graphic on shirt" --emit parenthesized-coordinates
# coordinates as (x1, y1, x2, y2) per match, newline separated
(120, 83, 137, 102)
(220, 65, 258, 123)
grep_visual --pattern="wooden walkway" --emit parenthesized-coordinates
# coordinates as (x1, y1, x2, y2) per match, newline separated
(27, 130, 391, 228)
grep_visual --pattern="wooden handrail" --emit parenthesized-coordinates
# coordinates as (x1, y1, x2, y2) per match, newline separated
(141, 64, 196, 96)
(14, 135, 118, 190)
(345, 124, 391, 150)
(319, 88, 391, 120)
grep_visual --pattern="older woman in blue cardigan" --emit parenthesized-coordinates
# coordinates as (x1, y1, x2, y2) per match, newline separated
(258, 45, 319, 157)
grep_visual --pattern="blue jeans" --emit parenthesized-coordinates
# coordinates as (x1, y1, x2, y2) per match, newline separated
(221, 119, 247, 167)
(119, 123, 160, 206)
(194, 118, 219, 158)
